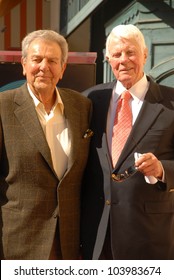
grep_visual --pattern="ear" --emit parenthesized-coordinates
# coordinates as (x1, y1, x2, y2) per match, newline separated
(143, 47, 148, 64)
(105, 55, 110, 62)
(59, 63, 67, 80)
(21, 57, 26, 76)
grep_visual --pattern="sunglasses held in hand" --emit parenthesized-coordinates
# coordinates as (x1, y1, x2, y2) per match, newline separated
(112, 165, 138, 182)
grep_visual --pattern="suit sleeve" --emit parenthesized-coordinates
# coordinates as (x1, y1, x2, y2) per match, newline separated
(161, 160, 174, 191)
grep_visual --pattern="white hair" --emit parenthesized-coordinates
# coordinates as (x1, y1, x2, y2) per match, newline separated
(21, 29, 68, 65)
(106, 24, 147, 59)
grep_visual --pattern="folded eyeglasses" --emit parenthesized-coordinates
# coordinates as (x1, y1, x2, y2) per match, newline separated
(111, 165, 138, 182)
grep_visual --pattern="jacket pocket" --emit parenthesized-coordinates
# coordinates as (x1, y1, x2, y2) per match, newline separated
(145, 201, 174, 213)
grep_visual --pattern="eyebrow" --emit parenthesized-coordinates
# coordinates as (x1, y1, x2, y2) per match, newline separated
(30, 55, 60, 61)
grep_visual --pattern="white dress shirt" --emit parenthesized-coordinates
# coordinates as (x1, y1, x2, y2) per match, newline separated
(28, 85, 71, 179)
(107, 74, 149, 153)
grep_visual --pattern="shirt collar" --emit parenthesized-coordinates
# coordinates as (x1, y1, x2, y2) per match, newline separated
(114, 74, 149, 103)
(27, 84, 64, 114)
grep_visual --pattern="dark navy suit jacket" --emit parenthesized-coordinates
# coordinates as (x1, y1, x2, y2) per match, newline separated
(81, 76, 174, 260)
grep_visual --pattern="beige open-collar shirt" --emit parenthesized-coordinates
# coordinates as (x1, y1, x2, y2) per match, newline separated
(28, 84, 71, 179)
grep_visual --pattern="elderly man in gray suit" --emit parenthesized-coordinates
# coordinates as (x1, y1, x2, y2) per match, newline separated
(0, 29, 92, 260)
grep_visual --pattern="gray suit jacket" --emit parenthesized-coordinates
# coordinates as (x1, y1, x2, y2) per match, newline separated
(0, 83, 92, 260)
(81, 76, 174, 259)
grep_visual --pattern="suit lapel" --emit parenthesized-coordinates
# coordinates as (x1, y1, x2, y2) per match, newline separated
(14, 85, 85, 176)
(59, 88, 81, 171)
(94, 81, 115, 154)
(14, 84, 54, 172)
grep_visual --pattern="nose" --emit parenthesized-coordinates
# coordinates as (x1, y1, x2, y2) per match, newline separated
(39, 58, 49, 70)
(120, 52, 128, 62)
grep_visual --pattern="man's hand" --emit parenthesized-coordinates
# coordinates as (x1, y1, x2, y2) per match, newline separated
(135, 152, 163, 179)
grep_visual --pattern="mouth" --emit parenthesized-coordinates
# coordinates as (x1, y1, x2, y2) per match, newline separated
(35, 76, 51, 80)
(120, 68, 132, 72)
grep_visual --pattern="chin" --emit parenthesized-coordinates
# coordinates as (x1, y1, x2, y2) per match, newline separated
(119, 78, 133, 89)
(35, 81, 48, 88)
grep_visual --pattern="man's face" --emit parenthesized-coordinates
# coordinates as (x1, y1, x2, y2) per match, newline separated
(107, 37, 147, 89)
(21, 38, 66, 94)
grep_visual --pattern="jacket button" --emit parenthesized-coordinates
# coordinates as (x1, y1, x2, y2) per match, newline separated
(106, 200, 111, 205)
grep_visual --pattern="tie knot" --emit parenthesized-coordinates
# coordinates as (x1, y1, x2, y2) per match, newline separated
(121, 91, 132, 101)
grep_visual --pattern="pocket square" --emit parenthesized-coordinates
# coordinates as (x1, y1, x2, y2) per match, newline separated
(83, 129, 94, 139)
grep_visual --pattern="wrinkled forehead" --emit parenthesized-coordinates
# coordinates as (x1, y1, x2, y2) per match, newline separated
(28, 38, 56, 48)
(108, 36, 143, 53)
(112, 35, 140, 46)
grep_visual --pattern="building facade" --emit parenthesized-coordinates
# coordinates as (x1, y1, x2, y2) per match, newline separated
(60, 0, 174, 86)
(0, 0, 52, 50)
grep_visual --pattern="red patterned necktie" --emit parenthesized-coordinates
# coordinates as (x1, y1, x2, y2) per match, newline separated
(111, 91, 132, 167)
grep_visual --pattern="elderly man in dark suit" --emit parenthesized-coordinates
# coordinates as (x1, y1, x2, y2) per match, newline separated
(0, 29, 92, 260)
(81, 24, 174, 260)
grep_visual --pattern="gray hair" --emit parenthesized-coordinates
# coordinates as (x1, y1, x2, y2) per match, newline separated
(106, 24, 147, 59)
(21, 29, 68, 65)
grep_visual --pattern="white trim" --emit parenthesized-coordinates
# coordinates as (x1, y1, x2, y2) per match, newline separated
(64, 0, 104, 35)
